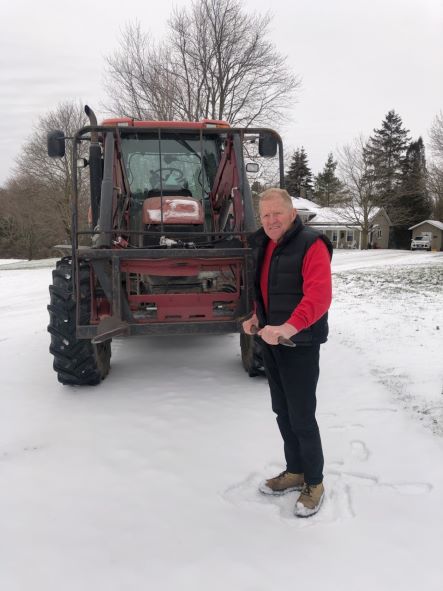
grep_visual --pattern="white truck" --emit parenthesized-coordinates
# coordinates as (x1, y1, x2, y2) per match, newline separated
(411, 232, 432, 251)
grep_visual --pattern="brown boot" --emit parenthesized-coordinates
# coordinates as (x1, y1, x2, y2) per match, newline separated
(259, 470, 304, 496)
(294, 482, 325, 517)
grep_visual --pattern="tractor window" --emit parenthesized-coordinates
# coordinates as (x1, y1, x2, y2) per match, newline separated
(121, 134, 220, 200)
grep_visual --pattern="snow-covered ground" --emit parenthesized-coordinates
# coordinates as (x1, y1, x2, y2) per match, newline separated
(332, 250, 443, 435)
(0, 250, 442, 591)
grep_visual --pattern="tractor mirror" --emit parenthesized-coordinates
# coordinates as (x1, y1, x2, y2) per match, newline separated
(47, 130, 66, 158)
(246, 162, 260, 173)
(258, 132, 278, 158)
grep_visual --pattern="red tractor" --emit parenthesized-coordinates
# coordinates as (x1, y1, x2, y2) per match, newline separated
(47, 106, 284, 385)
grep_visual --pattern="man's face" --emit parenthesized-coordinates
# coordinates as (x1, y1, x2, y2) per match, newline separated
(259, 196, 296, 242)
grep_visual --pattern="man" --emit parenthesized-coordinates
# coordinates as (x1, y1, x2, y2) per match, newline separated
(243, 188, 332, 517)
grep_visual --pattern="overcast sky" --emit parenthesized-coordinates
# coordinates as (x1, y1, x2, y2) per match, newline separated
(1, 0, 442, 185)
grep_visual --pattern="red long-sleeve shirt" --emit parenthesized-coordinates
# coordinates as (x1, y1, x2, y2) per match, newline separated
(259, 238, 332, 332)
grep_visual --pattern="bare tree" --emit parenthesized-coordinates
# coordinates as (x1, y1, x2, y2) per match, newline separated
(104, 24, 178, 120)
(429, 112, 443, 219)
(429, 111, 443, 158)
(247, 155, 284, 224)
(0, 101, 90, 258)
(428, 163, 443, 220)
(0, 187, 19, 257)
(105, 0, 300, 125)
(15, 101, 88, 240)
(337, 137, 378, 249)
(0, 174, 67, 259)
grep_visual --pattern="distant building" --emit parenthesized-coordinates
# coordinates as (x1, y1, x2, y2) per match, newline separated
(289, 197, 318, 224)
(291, 197, 389, 250)
(408, 220, 443, 251)
(259, 195, 441, 251)
(367, 209, 392, 249)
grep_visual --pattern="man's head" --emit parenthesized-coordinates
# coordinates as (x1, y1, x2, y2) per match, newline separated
(259, 188, 297, 242)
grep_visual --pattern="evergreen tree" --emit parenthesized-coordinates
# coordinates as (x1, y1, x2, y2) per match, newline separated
(364, 110, 411, 217)
(385, 137, 432, 249)
(398, 137, 432, 225)
(313, 153, 343, 206)
(285, 147, 313, 197)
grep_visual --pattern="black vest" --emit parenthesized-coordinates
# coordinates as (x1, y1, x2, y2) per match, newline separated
(250, 217, 333, 345)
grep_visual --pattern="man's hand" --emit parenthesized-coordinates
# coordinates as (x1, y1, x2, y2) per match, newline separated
(242, 313, 259, 335)
(258, 322, 298, 345)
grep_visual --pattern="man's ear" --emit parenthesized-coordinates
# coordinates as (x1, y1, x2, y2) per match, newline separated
(292, 207, 297, 221)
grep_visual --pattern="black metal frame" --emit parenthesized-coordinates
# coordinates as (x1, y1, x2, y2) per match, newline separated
(72, 125, 284, 252)
(69, 124, 284, 338)
(75, 247, 255, 338)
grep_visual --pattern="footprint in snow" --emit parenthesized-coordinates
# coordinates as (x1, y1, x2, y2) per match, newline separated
(223, 450, 434, 524)
(326, 468, 433, 495)
(350, 439, 370, 461)
(181, 368, 215, 379)
(0, 445, 42, 462)
(356, 407, 398, 413)
(328, 424, 364, 431)
(380, 481, 433, 495)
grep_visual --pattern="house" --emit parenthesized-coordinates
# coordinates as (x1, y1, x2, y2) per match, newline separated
(289, 197, 318, 224)
(306, 206, 364, 249)
(408, 220, 443, 251)
(367, 209, 392, 249)
(291, 197, 387, 250)
(262, 194, 429, 250)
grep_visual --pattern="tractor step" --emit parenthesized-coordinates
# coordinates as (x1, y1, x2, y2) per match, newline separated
(91, 316, 130, 344)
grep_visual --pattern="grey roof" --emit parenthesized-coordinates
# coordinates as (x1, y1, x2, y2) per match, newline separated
(408, 220, 443, 231)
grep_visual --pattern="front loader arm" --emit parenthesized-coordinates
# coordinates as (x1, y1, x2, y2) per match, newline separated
(209, 136, 242, 232)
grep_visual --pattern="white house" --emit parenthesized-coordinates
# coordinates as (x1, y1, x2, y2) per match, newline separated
(291, 197, 385, 249)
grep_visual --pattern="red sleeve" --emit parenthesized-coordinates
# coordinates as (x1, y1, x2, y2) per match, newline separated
(286, 239, 332, 332)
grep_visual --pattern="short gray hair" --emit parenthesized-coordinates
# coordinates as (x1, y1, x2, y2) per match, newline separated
(259, 188, 293, 209)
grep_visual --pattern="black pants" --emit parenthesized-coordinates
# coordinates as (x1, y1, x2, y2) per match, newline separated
(261, 342, 324, 485)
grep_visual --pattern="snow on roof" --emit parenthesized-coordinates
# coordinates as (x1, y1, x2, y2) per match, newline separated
(408, 220, 443, 231)
(290, 196, 384, 226)
(290, 197, 342, 223)
(308, 207, 353, 224)
(290, 196, 321, 211)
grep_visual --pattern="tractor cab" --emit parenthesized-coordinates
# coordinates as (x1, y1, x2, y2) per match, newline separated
(118, 131, 221, 246)
(46, 107, 284, 385)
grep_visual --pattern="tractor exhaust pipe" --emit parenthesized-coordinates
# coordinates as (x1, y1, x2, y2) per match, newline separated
(85, 105, 102, 226)
(96, 132, 114, 248)
(85, 105, 98, 142)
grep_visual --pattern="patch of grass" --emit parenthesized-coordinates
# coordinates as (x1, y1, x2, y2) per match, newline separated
(334, 265, 443, 299)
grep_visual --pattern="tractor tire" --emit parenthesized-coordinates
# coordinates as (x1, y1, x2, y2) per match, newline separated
(240, 333, 264, 377)
(47, 257, 111, 386)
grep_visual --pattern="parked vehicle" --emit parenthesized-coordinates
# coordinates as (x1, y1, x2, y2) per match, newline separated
(46, 106, 283, 385)
(411, 233, 432, 251)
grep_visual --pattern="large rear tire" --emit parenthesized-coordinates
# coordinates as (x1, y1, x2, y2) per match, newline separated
(47, 257, 111, 386)
(240, 333, 264, 377)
